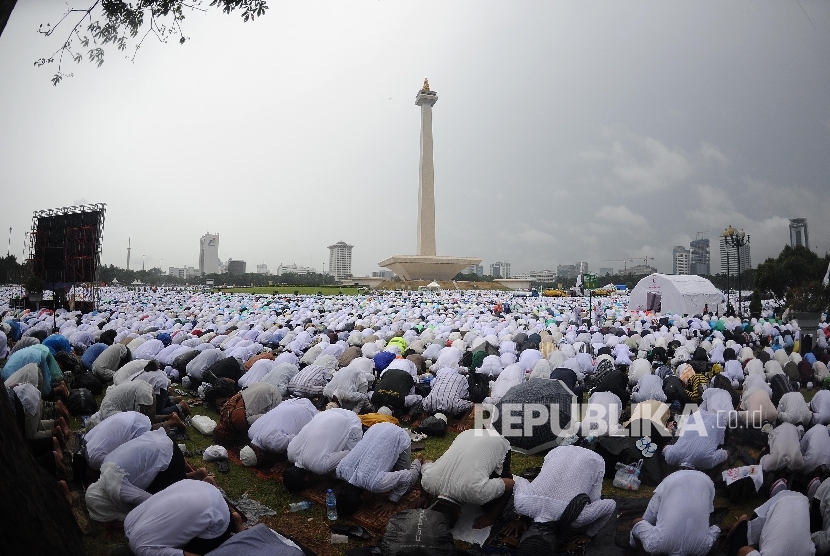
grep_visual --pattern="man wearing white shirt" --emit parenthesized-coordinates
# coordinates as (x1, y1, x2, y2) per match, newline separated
(247, 398, 318, 467)
(83, 411, 152, 470)
(86, 428, 211, 523)
(727, 490, 815, 556)
(124, 479, 244, 556)
(285, 408, 363, 488)
(662, 410, 728, 471)
(335, 422, 422, 504)
(420, 428, 513, 529)
(812, 390, 830, 425)
(511, 446, 616, 553)
(630, 470, 721, 556)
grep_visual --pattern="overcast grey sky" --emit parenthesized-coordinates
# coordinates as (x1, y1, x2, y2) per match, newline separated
(1, 1, 828, 277)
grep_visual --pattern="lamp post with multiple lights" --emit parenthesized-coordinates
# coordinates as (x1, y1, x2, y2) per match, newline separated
(722, 226, 750, 317)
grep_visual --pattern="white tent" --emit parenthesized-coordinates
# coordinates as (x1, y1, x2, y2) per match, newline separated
(629, 274, 721, 316)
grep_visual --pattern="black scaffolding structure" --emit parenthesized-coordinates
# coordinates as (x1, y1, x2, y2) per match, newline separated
(28, 203, 106, 312)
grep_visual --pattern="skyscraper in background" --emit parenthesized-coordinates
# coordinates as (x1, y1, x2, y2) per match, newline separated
(199, 233, 219, 275)
(672, 246, 690, 274)
(490, 261, 511, 279)
(719, 235, 751, 274)
(328, 241, 353, 279)
(690, 238, 710, 275)
(789, 218, 809, 250)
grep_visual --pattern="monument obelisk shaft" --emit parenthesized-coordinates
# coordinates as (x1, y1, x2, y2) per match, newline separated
(416, 78, 438, 257)
(377, 78, 480, 281)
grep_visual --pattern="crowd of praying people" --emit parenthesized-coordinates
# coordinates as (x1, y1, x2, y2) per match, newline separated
(3, 285, 830, 555)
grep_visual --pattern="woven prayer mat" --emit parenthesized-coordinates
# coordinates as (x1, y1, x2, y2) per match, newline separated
(227, 449, 290, 481)
(227, 448, 423, 534)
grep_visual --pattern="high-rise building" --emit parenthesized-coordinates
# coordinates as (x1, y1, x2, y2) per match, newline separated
(789, 218, 809, 250)
(719, 235, 751, 274)
(461, 264, 484, 276)
(227, 259, 246, 275)
(199, 233, 219, 275)
(599, 267, 614, 276)
(490, 261, 511, 279)
(690, 238, 711, 275)
(256, 264, 269, 275)
(557, 264, 577, 279)
(328, 241, 353, 280)
(672, 246, 691, 275)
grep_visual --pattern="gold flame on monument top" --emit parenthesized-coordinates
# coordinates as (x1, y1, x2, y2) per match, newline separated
(422, 77, 430, 91)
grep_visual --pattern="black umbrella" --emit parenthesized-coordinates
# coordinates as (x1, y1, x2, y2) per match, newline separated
(492, 378, 577, 455)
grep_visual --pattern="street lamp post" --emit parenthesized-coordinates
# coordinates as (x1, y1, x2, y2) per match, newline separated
(722, 226, 750, 318)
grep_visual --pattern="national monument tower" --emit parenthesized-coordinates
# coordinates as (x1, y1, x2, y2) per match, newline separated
(378, 79, 480, 281)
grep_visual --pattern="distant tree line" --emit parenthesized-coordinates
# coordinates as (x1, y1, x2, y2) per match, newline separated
(96, 264, 337, 288)
(755, 245, 830, 312)
(3, 261, 338, 288)
(0, 255, 22, 284)
(452, 272, 495, 282)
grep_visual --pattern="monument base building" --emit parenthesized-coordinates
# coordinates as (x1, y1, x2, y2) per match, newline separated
(378, 255, 481, 282)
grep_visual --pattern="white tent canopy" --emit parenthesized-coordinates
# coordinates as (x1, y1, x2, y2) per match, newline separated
(629, 274, 721, 316)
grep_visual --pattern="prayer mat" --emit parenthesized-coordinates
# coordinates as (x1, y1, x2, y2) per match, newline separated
(67, 430, 84, 454)
(226, 448, 423, 534)
(227, 450, 290, 481)
(69, 488, 96, 536)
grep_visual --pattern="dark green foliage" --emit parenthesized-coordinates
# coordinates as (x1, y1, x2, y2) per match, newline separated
(34, 0, 269, 85)
(97, 264, 337, 288)
(755, 245, 830, 311)
(0, 254, 22, 284)
(749, 289, 762, 318)
(24, 273, 44, 294)
(453, 272, 495, 282)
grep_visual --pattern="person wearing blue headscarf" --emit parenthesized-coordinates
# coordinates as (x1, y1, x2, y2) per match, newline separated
(2, 345, 62, 396)
(373, 351, 396, 374)
(4, 319, 22, 341)
(42, 334, 71, 355)
(82, 343, 109, 370)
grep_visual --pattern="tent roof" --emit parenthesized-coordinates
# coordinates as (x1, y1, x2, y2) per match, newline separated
(426, 281, 441, 289)
(629, 273, 721, 316)
(644, 273, 720, 296)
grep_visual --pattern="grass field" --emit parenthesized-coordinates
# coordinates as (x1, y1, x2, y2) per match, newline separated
(215, 286, 363, 296)
(75, 387, 792, 555)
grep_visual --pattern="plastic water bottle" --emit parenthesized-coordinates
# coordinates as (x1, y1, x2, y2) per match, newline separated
(326, 489, 338, 521)
(288, 500, 312, 512)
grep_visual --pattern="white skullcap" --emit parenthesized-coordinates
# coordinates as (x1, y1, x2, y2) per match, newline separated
(378, 406, 393, 416)
(239, 445, 257, 467)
